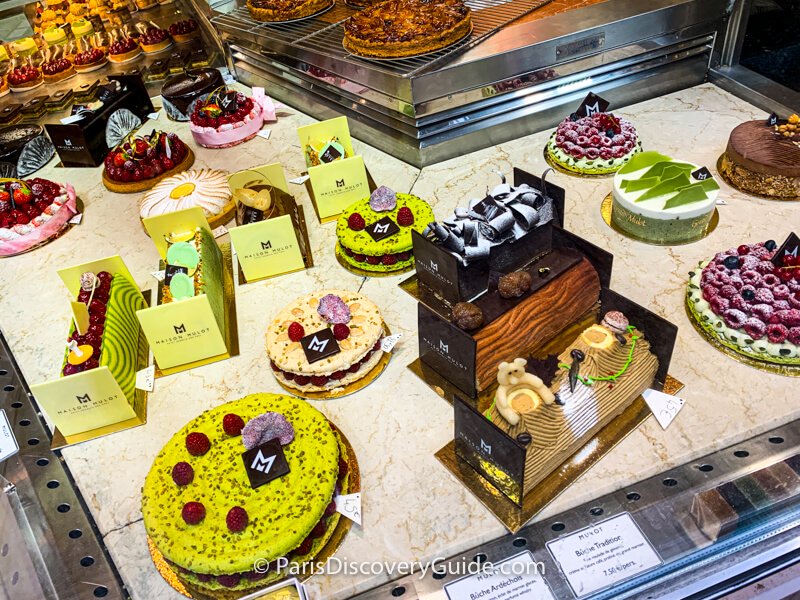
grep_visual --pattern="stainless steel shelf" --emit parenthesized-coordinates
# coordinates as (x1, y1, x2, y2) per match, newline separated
(0, 333, 127, 600)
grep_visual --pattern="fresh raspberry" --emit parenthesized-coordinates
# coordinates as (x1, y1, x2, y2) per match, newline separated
(767, 324, 789, 344)
(288, 322, 305, 342)
(171, 462, 194, 486)
(295, 537, 313, 556)
(769, 314, 782, 324)
(294, 375, 310, 386)
(586, 148, 600, 159)
(366, 255, 380, 265)
(310, 375, 328, 387)
(741, 270, 762, 286)
(396, 206, 414, 226)
(283, 371, 295, 381)
(310, 519, 327, 538)
(397, 251, 411, 261)
(324, 501, 337, 517)
(730, 295, 749, 311)
(775, 300, 791, 311)
(382, 255, 398, 266)
(788, 327, 800, 345)
(343, 246, 353, 257)
(348, 363, 361, 373)
(702, 286, 719, 302)
(709, 296, 730, 314)
(353, 253, 365, 262)
(223, 414, 245, 436)
(332, 323, 350, 340)
(756, 261, 776, 275)
(331, 370, 347, 380)
(181, 502, 206, 524)
(246, 570, 269, 581)
(780, 309, 800, 327)
(751, 304, 774, 321)
(754, 288, 775, 305)
(740, 256, 760, 270)
(226, 506, 249, 532)
(185, 432, 210, 456)
(270, 360, 280, 372)
(348, 213, 365, 231)
(338, 457, 348, 478)
(743, 318, 766, 340)
(217, 574, 241, 588)
(722, 309, 747, 329)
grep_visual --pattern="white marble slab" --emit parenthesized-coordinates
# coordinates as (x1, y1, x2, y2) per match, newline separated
(0, 83, 798, 600)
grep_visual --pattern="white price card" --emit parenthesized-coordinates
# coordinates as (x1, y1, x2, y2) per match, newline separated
(642, 389, 685, 430)
(68, 213, 83, 225)
(444, 551, 554, 600)
(257, 129, 272, 140)
(212, 225, 229, 239)
(289, 175, 310, 185)
(0, 410, 19, 464)
(148, 111, 161, 121)
(151, 270, 166, 282)
(546, 513, 662, 598)
(335, 492, 361, 525)
(380, 333, 402, 352)
(135, 365, 155, 392)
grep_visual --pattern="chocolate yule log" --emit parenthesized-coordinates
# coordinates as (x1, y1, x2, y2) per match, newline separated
(473, 257, 601, 390)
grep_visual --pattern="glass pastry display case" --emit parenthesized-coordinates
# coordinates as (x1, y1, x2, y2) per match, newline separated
(206, 0, 730, 166)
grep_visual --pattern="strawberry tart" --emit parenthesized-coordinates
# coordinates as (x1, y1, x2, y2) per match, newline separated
(546, 111, 642, 176)
(687, 239, 800, 366)
(266, 290, 386, 394)
(0, 177, 78, 257)
(189, 87, 273, 149)
(103, 131, 194, 193)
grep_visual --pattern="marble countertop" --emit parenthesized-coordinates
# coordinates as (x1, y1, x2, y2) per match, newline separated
(1, 83, 798, 600)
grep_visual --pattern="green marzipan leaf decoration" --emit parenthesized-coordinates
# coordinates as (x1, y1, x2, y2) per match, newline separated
(663, 183, 709, 209)
(618, 151, 672, 175)
(640, 161, 695, 179)
(620, 176, 660, 192)
(636, 172, 691, 202)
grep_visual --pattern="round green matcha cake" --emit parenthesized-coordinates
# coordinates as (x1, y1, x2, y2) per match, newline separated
(336, 187, 434, 273)
(142, 393, 351, 596)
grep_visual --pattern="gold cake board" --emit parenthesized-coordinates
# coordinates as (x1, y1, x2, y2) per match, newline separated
(275, 323, 393, 400)
(600, 193, 719, 246)
(543, 145, 617, 179)
(684, 292, 800, 377)
(436, 374, 684, 533)
(147, 426, 361, 599)
(155, 242, 240, 378)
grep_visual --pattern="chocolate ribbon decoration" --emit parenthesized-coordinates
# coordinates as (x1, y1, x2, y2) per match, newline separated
(424, 172, 554, 264)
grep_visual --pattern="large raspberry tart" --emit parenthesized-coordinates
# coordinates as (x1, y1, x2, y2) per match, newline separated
(266, 290, 386, 393)
(102, 130, 194, 193)
(142, 393, 353, 595)
(108, 35, 142, 62)
(611, 150, 719, 244)
(546, 111, 641, 175)
(336, 186, 434, 274)
(189, 87, 268, 149)
(687, 239, 800, 366)
(140, 169, 234, 229)
(73, 47, 108, 73)
(719, 115, 800, 199)
(7, 64, 43, 93)
(0, 177, 78, 257)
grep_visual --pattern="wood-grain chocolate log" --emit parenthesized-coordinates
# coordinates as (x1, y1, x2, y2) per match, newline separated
(473, 258, 600, 390)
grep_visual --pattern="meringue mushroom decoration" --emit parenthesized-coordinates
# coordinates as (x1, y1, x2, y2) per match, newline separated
(493, 358, 555, 426)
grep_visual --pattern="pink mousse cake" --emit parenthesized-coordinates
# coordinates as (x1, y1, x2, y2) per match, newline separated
(189, 87, 274, 149)
(0, 178, 77, 256)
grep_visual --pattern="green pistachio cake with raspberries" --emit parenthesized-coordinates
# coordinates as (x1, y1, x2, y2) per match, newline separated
(142, 393, 352, 596)
(336, 186, 434, 273)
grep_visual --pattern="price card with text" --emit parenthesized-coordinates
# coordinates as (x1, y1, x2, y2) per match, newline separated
(230, 215, 305, 282)
(307, 155, 370, 221)
(335, 492, 362, 525)
(546, 513, 662, 598)
(643, 388, 685, 429)
(444, 551, 554, 600)
(0, 410, 19, 464)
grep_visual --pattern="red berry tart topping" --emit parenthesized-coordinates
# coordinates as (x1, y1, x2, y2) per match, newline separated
(396, 206, 414, 226)
(310, 375, 328, 386)
(217, 574, 240, 588)
(8, 65, 41, 85)
(185, 432, 211, 456)
(141, 27, 170, 46)
(181, 501, 206, 524)
(287, 321, 305, 342)
(382, 254, 397, 266)
(348, 213, 366, 231)
(332, 323, 350, 340)
(295, 537, 313, 556)
(222, 413, 245, 436)
(169, 19, 198, 36)
(109, 37, 139, 55)
(293, 375, 310, 386)
(171, 462, 194, 486)
(226, 506, 249, 532)
(75, 48, 105, 65)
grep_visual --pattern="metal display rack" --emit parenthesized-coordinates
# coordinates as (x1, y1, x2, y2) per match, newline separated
(208, 0, 731, 166)
(0, 333, 127, 600)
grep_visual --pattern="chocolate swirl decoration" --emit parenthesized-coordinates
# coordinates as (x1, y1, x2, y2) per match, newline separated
(423, 171, 555, 263)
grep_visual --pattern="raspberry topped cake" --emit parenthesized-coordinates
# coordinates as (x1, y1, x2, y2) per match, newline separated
(0, 177, 78, 256)
(266, 290, 386, 394)
(336, 186, 434, 274)
(103, 131, 194, 193)
(7, 64, 43, 92)
(73, 46, 107, 72)
(142, 393, 354, 595)
(687, 239, 800, 365)
(189, 87, 269, 149)
(168, 19, 200, 43)
(139, 26, 172, 53)
(108, 34, 142, 63)
(546, 112, 641, 175)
